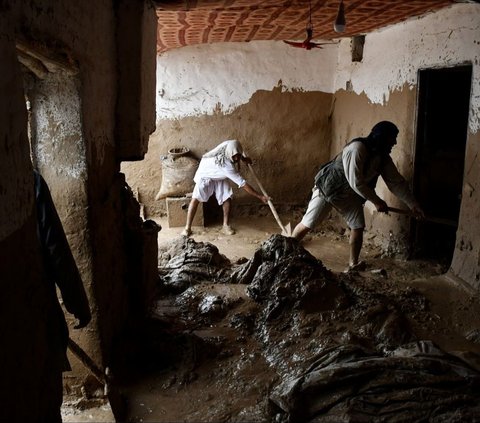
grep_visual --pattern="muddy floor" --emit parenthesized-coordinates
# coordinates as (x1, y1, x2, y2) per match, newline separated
(61, 215, 480, 422)
(113, 215, 480, 423)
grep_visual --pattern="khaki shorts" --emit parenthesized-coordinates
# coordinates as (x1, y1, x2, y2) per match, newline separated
(301, 188, 365, 230)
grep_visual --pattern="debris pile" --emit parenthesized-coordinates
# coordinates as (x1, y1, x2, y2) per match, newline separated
(151, 235, 480, 422)
(232, 235, 349, 320)
(158, 236, 232, 293)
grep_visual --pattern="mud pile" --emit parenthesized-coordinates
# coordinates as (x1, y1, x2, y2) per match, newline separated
(158, 236, 232, 293)
(155, 235, 480, 422)
(232, 235, 349, 320)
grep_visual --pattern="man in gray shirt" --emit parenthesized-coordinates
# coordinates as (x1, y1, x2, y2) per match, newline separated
(292, 121, 424, 271)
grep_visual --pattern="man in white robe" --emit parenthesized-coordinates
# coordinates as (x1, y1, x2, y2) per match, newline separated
(182, 140, 269, 236)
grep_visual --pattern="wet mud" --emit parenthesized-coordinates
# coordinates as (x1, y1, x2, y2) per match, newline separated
(119, 233, 480, 422)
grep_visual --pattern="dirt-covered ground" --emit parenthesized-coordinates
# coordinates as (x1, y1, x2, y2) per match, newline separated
(61, 214, 480, 422)
(109, 215, 480, 423)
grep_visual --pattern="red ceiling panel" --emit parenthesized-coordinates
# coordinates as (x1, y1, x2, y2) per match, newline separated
(154, 0, 456, 52)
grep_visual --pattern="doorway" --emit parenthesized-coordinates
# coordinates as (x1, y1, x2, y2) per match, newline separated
(412, 65, 472, 264)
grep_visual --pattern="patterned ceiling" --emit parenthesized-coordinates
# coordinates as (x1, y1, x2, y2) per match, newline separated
(153, 0, 458, 53)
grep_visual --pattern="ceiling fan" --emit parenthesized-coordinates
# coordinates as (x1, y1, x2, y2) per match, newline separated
(283, 0, 341, 50)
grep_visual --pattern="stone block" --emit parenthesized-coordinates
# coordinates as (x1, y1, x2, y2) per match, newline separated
(166, 196, 204, 228)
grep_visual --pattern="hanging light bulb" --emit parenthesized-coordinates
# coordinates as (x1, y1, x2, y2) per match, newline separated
(334, 0, 346, 33)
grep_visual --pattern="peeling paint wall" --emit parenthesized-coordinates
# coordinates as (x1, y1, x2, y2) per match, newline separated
(29, 74, 87, 180)
(334, 4, 480, 133)
(122, 3, 480, 290)
(155, 41, 337, 119)
(331, 3, 480, 288)
(123, 41, 337, 216)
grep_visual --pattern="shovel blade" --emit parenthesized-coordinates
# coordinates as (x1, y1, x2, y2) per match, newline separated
(282, 222, 292, 237)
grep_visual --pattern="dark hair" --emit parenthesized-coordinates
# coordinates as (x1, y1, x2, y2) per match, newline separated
(362, 121, 398, 153)
(370, 121, 398, 142)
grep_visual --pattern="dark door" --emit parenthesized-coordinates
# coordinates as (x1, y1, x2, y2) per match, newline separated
(412, 65, 472, 264)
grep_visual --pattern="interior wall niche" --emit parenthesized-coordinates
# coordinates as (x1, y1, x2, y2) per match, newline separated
(351, 35, 365, 62)
(412, 64, 472, 265)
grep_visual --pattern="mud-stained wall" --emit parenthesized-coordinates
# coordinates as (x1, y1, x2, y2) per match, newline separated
(26, 71, 99, 381)
(452, 130, 480, 287)
(154, 41, 337, 120)
(334, 4, 480, 134)
(122, 40, 337, 217)
(0, 0, 157, 420)
(123, 86, 333, 217)
(331, 87, 417, 256)
(14, 1, 122, 382)
(0, 18, 50, 420)
(123, 3, 480, 290)
(331, 3, 480, 287)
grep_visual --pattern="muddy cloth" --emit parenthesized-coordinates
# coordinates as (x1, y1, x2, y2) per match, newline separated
(270, 340, 480, 423)
(158, 237, 232, 293)
(232, 235, 349, 319)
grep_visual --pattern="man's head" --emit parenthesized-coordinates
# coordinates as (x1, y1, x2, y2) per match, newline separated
(369, 121, 399, 155)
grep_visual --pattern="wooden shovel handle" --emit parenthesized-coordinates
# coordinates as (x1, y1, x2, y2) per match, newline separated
(386, 207, 457, 227)
(68, 338, 105, 384)
(247, 164, 287, 233)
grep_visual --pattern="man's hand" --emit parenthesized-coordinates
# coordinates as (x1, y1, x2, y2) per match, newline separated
(242, 156, 253, 165)
(260, 195, 270, 204)
(74, 311, 91, 329)
(410, 205, 426, 219)
(374, 199, 389, 213)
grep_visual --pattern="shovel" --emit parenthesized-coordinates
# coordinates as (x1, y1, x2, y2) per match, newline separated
(386, 207, 457, 227)
(68, 338, 126, 420)
(247, 163, 292, 236)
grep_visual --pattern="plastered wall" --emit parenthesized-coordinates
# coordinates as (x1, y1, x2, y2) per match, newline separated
(14, 0, 122, 382)
(27, 71, 99, 381)
(331, 3, 480, 287)
(123, 3, 480, 290)
(0, 0, 157, 419)
(0, 15, 49, 420)
(124, 86, 334, 217)
(122, 40, 338, 216)
(331, 87, 417, 257)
